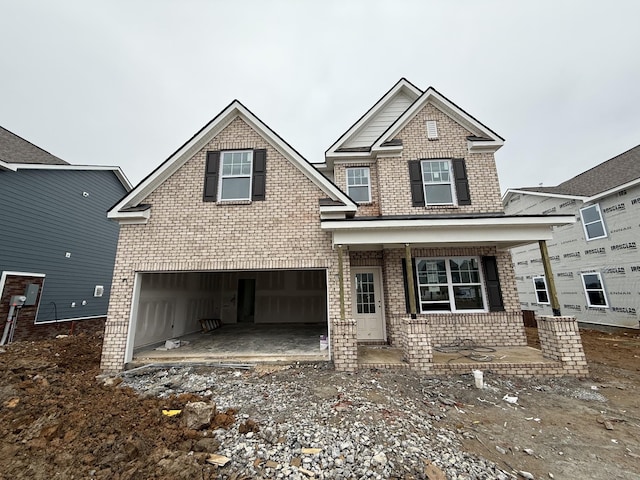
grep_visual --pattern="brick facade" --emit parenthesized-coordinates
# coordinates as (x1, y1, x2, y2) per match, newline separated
(101, 88, 586, 378)
(100, 118, 354, 372)
(536, 315, 589, 376)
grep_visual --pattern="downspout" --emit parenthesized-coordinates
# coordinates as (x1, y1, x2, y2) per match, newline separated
(405, 244, 417, 319)
(539, 240, 561, 316)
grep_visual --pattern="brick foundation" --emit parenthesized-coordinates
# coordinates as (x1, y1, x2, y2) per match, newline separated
(400, 318, 433, 372)
(331, 317, 357, 372)
(536, 315, 589, 376)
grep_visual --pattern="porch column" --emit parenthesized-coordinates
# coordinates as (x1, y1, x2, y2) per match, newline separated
(337, 244, 346, 321)
(539, 240, 561, 316)
(405, 243, 417, 319)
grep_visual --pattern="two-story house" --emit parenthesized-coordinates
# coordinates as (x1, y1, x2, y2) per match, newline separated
(0, 126, 131, 343)
(504, 144, 640, 330)
(100, 79, 572, 373)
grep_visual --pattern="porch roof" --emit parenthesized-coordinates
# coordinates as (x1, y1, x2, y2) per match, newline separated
(321, 213, 575, 249)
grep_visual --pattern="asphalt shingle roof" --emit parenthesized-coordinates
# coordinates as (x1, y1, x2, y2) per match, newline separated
(0, 126, 68, 165)
(517, 144, 640, 197)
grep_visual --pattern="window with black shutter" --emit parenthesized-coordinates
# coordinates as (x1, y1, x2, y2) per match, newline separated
(409, 158, 471, 207)
(203, 149, 267, 202)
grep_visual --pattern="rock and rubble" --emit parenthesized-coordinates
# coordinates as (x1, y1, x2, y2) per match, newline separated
(0, 328, 639, 479)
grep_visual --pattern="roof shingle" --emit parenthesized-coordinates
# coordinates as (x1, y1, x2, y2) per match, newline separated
(516, 144, 640, 197)
(0, 126, 68, 165)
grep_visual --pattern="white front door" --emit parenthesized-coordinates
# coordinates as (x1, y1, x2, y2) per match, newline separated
(352, 267, 385, 341)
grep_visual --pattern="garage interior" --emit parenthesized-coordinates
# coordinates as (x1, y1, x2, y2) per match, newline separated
(128, 269, 330, 365)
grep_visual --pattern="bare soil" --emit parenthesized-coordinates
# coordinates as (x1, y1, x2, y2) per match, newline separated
(0, 327, 638, 479)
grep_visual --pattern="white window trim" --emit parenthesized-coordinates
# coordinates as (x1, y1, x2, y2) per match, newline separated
(345, 166, 372, 203)
(415, 256, 487, 313)
(580, 204, 607, 241)
(580, 271, 609, 308)
(420, 159, 457, 206)
(532, 275, 550, 304)
(218, 150, 253, 201)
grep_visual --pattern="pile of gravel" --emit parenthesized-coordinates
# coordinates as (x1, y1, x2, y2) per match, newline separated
(121, 364, 514, 479)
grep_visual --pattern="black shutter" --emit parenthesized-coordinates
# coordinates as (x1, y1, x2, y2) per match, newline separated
(408, 160, 424, 207)
(402, 258, 420, 314)
(482, 256, 504, 311)
(252, 149, 267, 201)
(203, 151, 220, 202)
(452, 158, 471, 205)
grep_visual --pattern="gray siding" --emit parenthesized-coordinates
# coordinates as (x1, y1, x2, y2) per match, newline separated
(0, 169, 127, 322)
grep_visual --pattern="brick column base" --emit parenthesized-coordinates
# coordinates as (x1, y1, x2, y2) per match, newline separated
(331, 318, 357, 372)
(536, 315, 589, 377)
(401, 318, 433, 372)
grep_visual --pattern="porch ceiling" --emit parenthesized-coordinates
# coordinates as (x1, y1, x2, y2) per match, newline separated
(321, 214, 575, 250)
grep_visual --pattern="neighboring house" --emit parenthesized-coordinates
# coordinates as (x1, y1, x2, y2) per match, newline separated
(0, 126, 131, 343)
(503, 145, 640, 330)
(100, 78, 571, 372)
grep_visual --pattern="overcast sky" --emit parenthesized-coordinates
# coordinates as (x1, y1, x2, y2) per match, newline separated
(2, 1, 639, 193)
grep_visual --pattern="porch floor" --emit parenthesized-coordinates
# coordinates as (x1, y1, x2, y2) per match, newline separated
(130, 323, 329, 367)
(358, 345, 555, 369)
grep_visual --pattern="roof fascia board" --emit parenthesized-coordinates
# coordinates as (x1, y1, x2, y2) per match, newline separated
(328, 224, 557, 247)
(325, 151, 373, 159)
(372, 87, 504, 151)
(325, 78, 422, 156)
(502, 189, 587, 203)
(0, 160, 17, 171)
(9, 163, 132, 190)
(107, 208, 151, 224)
(587, 177, 640, 202)
(321, 215, 575, 231)
(109, 100, 356, 219)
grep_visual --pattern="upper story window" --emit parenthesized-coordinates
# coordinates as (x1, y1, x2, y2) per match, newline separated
(220, 151, 253, 200)
(580, 204, 606, 240)
(415, 257, 486, 312)
(532, 275, 549, 304)
(203, 149, 267, 203)
(421, 160, 455, 205)
(581, 272, 608, 308)
(346, 167, 371, 203)
(409, 158, 470, 207)
(426, 120, 438, 140)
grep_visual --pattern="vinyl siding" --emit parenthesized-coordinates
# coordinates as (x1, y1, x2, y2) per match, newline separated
(343, 92, 414, 148)
(0, 169, 127, 322)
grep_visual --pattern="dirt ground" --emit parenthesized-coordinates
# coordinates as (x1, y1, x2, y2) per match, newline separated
(0, 327, 638, 479)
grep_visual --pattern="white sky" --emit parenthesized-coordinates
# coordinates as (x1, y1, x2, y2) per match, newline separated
(1, 1, 639, 193)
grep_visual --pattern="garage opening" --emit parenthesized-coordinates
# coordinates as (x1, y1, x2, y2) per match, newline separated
(127, 269, 329, 366)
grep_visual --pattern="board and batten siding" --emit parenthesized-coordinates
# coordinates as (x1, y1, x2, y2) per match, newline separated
(506, 186, 640, 329)
(343, 92, 415, 148)
(0, 169, 127, 322)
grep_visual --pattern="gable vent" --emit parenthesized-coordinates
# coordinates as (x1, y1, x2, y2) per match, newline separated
(94, 285, 104, 297)
(426, 120, 438, 140)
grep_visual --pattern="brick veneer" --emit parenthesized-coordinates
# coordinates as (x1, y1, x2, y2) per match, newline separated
(377, 103, 504, 217)
(400, 318, 433, 372)
(100, 117, 354, 372)
(331, 318, 358, 371)
(536, 315, 589, 376)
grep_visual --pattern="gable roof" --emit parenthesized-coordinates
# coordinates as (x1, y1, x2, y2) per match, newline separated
(371, 86, 504, 154)
(0, 126, 68, 167)
(505, 144, 640, 203)
(109, 100, 357, 222)
(325, 78, 422, 158)
(325, 79, 504, 163)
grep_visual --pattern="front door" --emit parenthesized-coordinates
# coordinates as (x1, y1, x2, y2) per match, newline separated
(352, 267, 385, 341)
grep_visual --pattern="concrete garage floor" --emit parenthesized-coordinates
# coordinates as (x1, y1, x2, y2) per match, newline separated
(131, 323, 330, 366)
